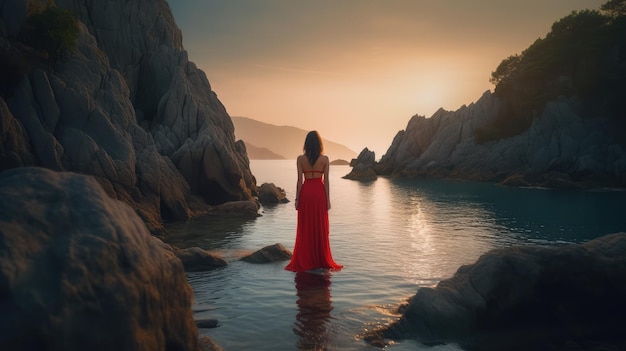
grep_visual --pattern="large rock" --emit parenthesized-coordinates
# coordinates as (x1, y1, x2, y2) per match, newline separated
(0, 167, 203, 351)
(343, 147, 377, 181)
(257, 182, 289, 205)
(375, 233, 626, 350)
(1, 0, 257, 234)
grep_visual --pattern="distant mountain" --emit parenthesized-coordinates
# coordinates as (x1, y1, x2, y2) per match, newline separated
(232, 116, 357, 160)
(242, 142, 286, 160)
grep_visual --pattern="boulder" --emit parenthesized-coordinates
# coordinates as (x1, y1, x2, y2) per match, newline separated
(376, 233, 626, 350)
(175, 247, 228, 272)
(0, 167, 200, 351)
(240, 243, 292, 263)
(343, 147, 377, 181)
(257, 182, 289, 205)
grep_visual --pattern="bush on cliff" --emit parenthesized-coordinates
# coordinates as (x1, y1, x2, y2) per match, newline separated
(20, 2, 79, 60)
(476, 0, 626, 144)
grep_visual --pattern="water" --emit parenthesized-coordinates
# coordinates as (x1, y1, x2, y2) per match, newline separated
(166, 160, 626, 350)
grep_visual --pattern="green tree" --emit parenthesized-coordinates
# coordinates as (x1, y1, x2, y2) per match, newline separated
(489, 54, 521, 85)
(601, 0, 626, 17)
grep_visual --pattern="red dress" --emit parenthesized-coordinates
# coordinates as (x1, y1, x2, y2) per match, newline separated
(285, 173, 342, 272)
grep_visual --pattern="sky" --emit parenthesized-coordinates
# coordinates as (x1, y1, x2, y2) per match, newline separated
(167, 0, 606, 158)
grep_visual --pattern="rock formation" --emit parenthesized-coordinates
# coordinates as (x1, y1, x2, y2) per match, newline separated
(0, 167, 201, 351)
(0, 0, 257, 235)
(343, 147, 377, 181)
(375, 91, 626, 188)
(257, 182, 289, 205)
(371, 233, 626, 350)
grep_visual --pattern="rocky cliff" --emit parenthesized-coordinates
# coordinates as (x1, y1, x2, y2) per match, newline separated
(375, 90, 626, 188)
(0, 0, 257, 235)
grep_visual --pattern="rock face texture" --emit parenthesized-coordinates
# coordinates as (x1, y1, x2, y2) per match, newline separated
(378, 233, 626, 350)
(0, 167, 200, 351)
(0, 0, 256, 234)
(375, 91, 626, 188)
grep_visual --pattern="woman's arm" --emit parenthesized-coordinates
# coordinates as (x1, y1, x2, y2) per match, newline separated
(295, 156, 303, 210)
(324, 155, 330, 210)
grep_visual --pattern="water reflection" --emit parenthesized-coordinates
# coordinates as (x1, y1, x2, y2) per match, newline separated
(165, 215, 257, 250)
(293, 271, 333, 350)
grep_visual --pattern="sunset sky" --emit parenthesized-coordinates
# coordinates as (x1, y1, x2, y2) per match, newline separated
(168, 0, 605, 157)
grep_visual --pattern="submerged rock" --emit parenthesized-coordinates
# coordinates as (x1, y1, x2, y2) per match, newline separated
(241, 243, 292, 263)
(0, 167, 200, 350)
(375, 233, 626, 350)
(175, 247, 228, 272)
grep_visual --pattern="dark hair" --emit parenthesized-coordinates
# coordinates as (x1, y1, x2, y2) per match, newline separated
(303, 130, 324, 165)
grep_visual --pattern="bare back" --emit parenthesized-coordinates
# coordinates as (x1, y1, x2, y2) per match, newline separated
(298, 154, 328, 179)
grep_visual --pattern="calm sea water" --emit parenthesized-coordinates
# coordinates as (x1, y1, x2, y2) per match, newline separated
(165, 160, 626, 350)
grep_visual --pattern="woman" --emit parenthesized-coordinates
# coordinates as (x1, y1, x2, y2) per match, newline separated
(285, 131, 342, 272)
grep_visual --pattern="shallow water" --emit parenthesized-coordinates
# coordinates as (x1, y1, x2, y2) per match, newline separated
(166, 160, 626, 350)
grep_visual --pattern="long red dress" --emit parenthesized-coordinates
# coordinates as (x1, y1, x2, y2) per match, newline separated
(285, 176, 342, 272)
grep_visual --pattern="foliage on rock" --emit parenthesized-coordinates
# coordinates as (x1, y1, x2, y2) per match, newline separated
(21, 3, 79, 60)
(478, 1, 626, 143)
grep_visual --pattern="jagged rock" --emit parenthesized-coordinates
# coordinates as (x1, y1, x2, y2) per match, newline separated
(0, 167, 199, 351)
(376, 91, 626, 188)
(240, 243, 292, 263)
(211, 200, 260, 217)
(175, 247, 228, 272)
(1, 0, 257, 234)
(258, 182, 289, 205)
(377, 233, 626, 350)
(343, 147, 377, 180)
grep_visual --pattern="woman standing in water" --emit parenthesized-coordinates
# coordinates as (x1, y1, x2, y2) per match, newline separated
(285, 131, 343, 272)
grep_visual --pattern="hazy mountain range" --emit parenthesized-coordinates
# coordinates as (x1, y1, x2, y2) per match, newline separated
(232, 116, 357, 160)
